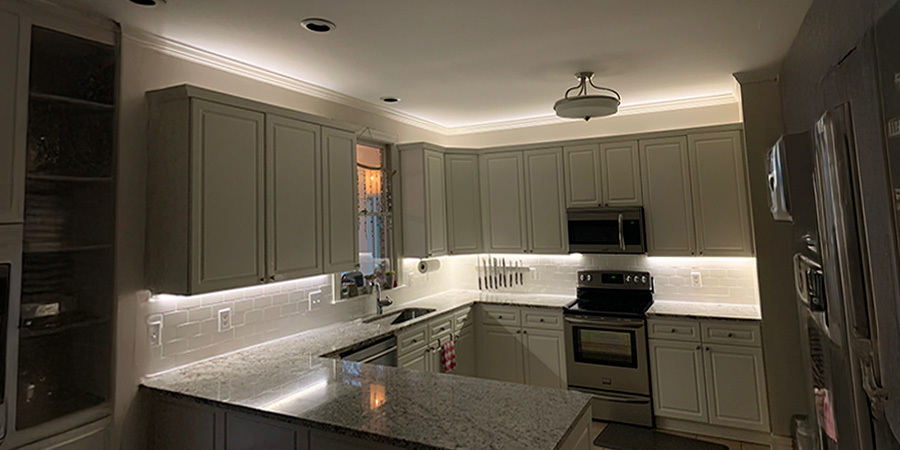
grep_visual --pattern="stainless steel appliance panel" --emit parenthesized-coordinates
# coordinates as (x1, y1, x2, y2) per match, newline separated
(567, 207, 645, 254)
(565, 315, 649, 395)
(340, 337, 398, 367)
(569, 386, 654, 427)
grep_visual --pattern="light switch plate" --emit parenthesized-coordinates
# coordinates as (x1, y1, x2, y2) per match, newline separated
(218, 307, 232, 332)
(691, 271, 702, 287)
(309, 290, 323, 311)
(148, 319, 162, 347)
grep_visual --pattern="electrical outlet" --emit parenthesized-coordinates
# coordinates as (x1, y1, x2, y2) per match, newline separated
(309, 290, 323, 311)
(691, 271, 702, 287)
(218, 308, 232, 332)
(148, 319, 162, 346)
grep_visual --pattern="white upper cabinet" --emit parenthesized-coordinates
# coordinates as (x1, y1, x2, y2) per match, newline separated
(445, 153, 483, 254)
(265, 115, 322, 281)
(400, 144, 448, 258)
(600, 141, 642, 206)
(640, 136, 696, 256)
(563, 144, 602, 208)
(0, 10, 24, 224)
(480, 152, 528, 253)
(689, 131, 754, 256)
(704, 344, 770, 432)
(524, 148, 568, 254)
(321, 127, 359, 273)
(190, 100, 267, 293)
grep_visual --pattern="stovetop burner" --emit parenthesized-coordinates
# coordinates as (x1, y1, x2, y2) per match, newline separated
(564, 270, 654, 317)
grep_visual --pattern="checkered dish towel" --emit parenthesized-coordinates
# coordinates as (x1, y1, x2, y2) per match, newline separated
(441, 339, 456, 372)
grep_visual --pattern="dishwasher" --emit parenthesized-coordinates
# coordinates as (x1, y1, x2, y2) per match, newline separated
(339, 336, 398, 367)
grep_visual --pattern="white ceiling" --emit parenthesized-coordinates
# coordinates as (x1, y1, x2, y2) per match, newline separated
(79, 0, 812, 129)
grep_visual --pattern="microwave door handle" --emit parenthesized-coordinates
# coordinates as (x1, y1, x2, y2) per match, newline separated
(618, 213, 625, 250)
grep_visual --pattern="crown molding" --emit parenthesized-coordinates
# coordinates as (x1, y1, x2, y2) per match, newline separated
(123, 27, 739, 137)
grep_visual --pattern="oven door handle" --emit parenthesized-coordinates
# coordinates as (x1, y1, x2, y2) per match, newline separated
(617, 213, 625, 251)
(564, 317, 644, 329)
(569, 387, 651, 404)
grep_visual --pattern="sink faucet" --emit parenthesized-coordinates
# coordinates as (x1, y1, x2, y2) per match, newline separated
(374, 283, 393, 315)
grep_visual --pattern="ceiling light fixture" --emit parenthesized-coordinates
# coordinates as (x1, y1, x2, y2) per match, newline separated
(300, 18, 336, 33)
(554, 72, 621, 121)
(129, 0, 163, 6)
(380, 96, 400, 104)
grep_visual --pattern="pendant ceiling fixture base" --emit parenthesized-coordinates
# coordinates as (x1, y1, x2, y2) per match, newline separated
(554, 71, 621, 121)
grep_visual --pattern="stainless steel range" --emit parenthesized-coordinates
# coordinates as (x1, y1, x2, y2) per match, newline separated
(564, 270, 654, 427)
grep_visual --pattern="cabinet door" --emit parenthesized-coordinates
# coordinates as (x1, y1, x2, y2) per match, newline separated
(601, 141, 642, 206)
(226, 412, 299, 450)
(480, 152, 527, 253)
(190, 100, 266, 293)
(689, 131, 754, 256)
(477, 325, 524, 383)
(0, 10, 24, 224)
(648, 339, 708, 422)
(322, 127, 358, 273)
(424, 150, 448, 256)
(398, 349, 428, 372)
(704, 344, 770, 431)
(640, 136, 696, 256)
(563, 144, 602, 208)
(454, 326, 476, 377)
(266, 115, 322, 281)
(522, 328, 567, 389)
(524, 148, 568, 254)
(445, 153, 482, 254)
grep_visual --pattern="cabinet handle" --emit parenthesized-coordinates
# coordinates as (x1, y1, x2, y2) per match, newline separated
(270, 276, 276, 281)
(258, 277, 265, 283)
(411, 339, 418, 344)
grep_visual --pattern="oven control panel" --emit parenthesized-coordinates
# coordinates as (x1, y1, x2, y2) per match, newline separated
(577, 270, 652, 290)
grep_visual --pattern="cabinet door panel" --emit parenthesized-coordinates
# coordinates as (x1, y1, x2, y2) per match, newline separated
(454, 326, 476, 377)
(266, 116, 322, 281)
(480, 152, 527, 253)
(522, 328, 567, 389)
(648, 339, 708, 422)
(398, 349, 428, 372)
(424, 150, 448, 256)
(563, 144, 601, 208)
(445, 154, 482, 254)
(704, 344, 770, 431)
(477, 325, 524, 383)
(322, 127, 358, 272)
(226, 412, 297, 450)
(689, 131, 754, 256)
(190, 100, 265, 293)
(640, 137, 695, 256)
(0, 10, 24, 224)
(601, 141, 642, 206)
(525, 148, 568, 254)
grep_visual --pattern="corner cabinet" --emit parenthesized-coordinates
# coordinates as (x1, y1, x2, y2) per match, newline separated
(399, 144, 448, 258)
(147, 86, 358, 295)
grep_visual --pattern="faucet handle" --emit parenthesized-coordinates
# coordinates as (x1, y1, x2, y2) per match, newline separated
(380, 295, 394, 307)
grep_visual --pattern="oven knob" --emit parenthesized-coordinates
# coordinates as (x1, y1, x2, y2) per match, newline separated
(641, 276, 648, 284)
(625, 275, 632, 283)
(586, 274, 592, 281)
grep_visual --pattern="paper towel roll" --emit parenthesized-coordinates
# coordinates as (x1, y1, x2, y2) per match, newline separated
(417, 259, 441, 274)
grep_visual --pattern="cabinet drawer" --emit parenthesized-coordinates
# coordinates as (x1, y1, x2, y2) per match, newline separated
(397, 324, 428, 355)
(522, 309, 563, 330)
(480, 305, 520, 327)
(429, 315, 453, 339)
(701, 321, 761, 346)
(647, 318, 701, 342)
(453, 307, 473, 331)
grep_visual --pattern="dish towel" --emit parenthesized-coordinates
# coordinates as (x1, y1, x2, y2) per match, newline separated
(441, 339, 456, 373)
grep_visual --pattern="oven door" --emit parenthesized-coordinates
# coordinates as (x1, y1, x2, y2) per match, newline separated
(564, 315, 649, 395)
(567, 208, 645, 254)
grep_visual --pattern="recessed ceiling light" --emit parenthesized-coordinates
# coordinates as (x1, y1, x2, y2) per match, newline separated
(129, 0, 163, 6)
(380, 97, 400, 104)
(300, 18, 336, 33)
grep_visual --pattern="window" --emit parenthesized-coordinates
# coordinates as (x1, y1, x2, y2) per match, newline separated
(340, 143, 395, 298)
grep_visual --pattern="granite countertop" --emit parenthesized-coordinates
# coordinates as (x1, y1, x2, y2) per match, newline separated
(142, 290, 590, 450)
(647, 300, 762, 321)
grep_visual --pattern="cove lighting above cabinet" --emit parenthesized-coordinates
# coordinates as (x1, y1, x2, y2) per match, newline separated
(146, 86, 358, 295)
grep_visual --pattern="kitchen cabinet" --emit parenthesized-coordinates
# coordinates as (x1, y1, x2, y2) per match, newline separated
(266, 115, 322, 281)
(445, 153, 483, 254)
(454, 325, 476, 376)
(640, 136, 696, 256)
(476, 306, 566, 388)
(522, 328, 567, 389)
(0, 9, 24, 224)
(321, 127, 359, 273)
(648, 318, 769, 432)
(600, 141, 642, 206)
(563, 144, 602, 208)
(400, 144, 447, 258)
(688, 131, 753, 256)
(478, 324, 525, 383)
(524, 148, 568, 254)
(395, 310, 473, 376)
(398, 350, 428, 371)
(480, 152, 528, 253)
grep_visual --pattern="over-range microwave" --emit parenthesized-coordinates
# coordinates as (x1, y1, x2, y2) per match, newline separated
(567, 207, 646, 254)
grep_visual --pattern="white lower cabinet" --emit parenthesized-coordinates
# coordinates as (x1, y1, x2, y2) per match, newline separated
(648, 318, 769, 433)
(522, 328, 567, 389)
(454, 325, 476, 376)
(476, 306, 567, 388)
(478, 324, 526, 383)
(398, 349, 428, 371)
(396, 309, 475, 376)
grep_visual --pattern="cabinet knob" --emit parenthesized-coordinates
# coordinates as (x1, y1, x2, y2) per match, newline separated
(727, 333, 734, 338)
(696, 346, 701, 350)
(258, 277, 265, 283)
(411, 339, 418, 344)
(523, 330, 528, 334)
(497, 315, 503, 319)
(671, 328, 677, 333)
(705, 347, 710, 351)
(270, 276, 276, 281)
(539, 318, 545, 322)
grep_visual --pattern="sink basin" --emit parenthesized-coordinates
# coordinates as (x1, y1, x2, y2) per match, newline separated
(363, 307, 436, 325)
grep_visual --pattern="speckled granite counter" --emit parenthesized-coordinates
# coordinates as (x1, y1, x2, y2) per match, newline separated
(647, 300, 762, 321)
(142, 290, 589, 449)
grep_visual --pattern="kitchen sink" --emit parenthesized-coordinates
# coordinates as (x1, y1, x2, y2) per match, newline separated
(363, 307, 436, 325)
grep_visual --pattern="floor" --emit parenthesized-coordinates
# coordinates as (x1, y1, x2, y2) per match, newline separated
(590, 421, 771, 450)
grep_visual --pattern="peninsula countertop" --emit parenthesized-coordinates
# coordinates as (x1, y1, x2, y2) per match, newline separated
(142, 290, 589, 450)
